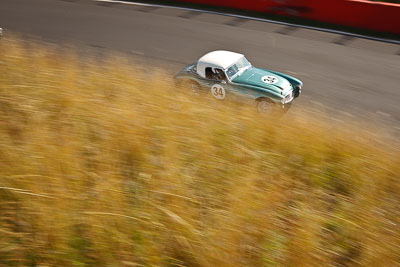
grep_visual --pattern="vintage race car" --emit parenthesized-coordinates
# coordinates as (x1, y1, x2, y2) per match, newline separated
(175, 50, 302, 113)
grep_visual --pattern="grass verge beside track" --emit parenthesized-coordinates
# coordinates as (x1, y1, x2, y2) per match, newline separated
(1, 36, 400, 266)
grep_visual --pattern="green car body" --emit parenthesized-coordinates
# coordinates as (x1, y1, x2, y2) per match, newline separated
(175, 50, 302, 112)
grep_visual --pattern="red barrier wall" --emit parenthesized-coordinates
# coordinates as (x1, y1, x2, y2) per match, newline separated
(175, 0, 400, 35)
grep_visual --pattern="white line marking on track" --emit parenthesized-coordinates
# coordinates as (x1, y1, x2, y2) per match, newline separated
(96, 0, 151, 6)
(338, 110, 355, 117)
(376, 111, 391, 117)
(131, 50, 144, 55)
(309, 100, 324, 107)
(94, 0, 400, 45)
(285, 70, 310, 77)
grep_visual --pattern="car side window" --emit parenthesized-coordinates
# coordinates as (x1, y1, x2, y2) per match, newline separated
(205, 67, 214, 79)
(214, 68, 227, 82)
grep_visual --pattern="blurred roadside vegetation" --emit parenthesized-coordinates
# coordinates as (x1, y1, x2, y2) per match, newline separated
(1, 36, 399, 266)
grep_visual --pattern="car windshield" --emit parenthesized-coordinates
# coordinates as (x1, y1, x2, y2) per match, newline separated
(225, 57, 251, 80)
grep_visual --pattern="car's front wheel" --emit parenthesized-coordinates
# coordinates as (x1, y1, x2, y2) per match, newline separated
(256, 98, 274, 114)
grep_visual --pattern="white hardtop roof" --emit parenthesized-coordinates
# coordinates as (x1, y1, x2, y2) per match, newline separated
(198, 50, 244, 70)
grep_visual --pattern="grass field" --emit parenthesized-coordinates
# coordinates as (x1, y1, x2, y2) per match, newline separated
(1, 36, 400, 266)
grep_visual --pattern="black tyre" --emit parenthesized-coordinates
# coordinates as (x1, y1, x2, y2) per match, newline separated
(256, 98, 274, 114)
(188, 81, 201, 95)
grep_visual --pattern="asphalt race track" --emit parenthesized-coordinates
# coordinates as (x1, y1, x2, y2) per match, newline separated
(1, 0, 400, 132)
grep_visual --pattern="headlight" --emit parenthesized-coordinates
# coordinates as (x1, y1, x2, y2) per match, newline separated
(282, 91, 294, 104)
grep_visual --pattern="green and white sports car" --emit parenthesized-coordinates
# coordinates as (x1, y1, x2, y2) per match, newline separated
(175, 50, 302, 113)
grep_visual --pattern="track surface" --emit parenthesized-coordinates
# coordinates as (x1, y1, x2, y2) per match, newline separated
(1, 0, 400, 130)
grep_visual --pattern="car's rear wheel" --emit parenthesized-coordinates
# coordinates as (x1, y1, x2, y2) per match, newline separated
(189, 81, 201, 95)
(180, 80, 202, 96)
(175, 79, 201, 94)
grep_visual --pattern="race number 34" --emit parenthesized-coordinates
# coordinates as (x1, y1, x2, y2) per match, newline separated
(211, 84, 226, 99)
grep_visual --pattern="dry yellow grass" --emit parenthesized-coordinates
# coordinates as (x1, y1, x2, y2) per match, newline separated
(0, 36, 399, 266)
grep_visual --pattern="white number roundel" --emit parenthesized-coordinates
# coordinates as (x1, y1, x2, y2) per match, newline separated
(211, 84, 226, 99)
(261, 75, 278, 84)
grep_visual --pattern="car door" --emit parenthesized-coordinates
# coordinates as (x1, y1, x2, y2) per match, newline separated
(203, 67, 230, 100)
(228, 82, 256, 102)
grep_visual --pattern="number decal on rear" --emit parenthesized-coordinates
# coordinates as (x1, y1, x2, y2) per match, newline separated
(211, 84, 226, 99)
